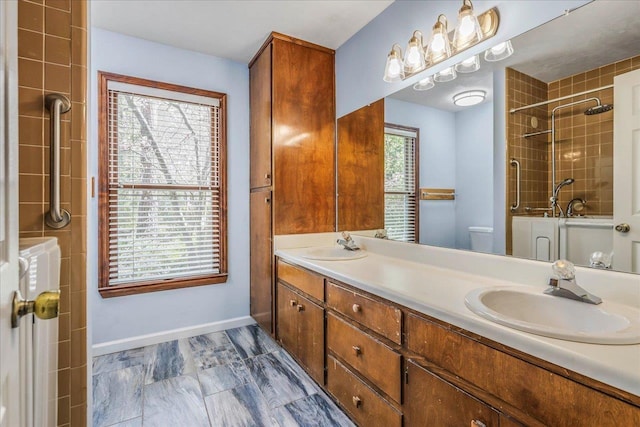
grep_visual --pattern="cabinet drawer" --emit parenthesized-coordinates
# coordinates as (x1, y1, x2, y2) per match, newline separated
(404, 359, 499, 427)
(327, 355, 401, 427)
(327, 313, 401, 403)
(277, 260, 324, 301)
(326, 281, 401, 344)
(405, 313, 640, 426)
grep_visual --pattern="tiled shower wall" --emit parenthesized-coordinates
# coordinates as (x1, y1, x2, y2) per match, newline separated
(17, 0, 87, 425)
(506, 55, 640, 254)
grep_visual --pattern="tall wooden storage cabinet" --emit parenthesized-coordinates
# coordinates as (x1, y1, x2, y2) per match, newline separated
(249, 33, 336, 334)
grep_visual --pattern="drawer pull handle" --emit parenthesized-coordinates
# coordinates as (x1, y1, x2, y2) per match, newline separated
(352, 304, 361, 313)
(352, 395, 362, 408)
(296, 304, 305, 312)
(265, 172, 271, 180)
(289, 299, 297, 307)
(352, 345, 361, 356)
(471, 420, 487, 427)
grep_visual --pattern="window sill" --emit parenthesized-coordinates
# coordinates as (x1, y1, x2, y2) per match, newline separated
(98, 274, 228, 298)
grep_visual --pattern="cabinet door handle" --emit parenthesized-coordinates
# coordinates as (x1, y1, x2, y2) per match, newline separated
(289, 299, 297, 307)
(352, 303, 361, 313)
(264, 172, 271, 182)
(352, 345, 361, 356)
(296, 304, 305, 312)
(471, 420, 487, 427)
(265, 197, 271, 204)
(352, 395, 362, 408)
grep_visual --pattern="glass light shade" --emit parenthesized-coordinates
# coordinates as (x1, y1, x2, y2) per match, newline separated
(425, 15, 452, 64)
(413, 76, 435, 91)
(383, 44, 405, 82)
(452, 0, 483, 51)
(455, 54, 480, 73)
(453, 90, 486, 106)
(484, 40, 514, 62)
(434, 66, 457, 83)
(404, 31, 426, 73)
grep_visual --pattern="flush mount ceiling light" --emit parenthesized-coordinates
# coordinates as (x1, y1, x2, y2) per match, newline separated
(413, 75, 435, 91)
(382, 0, 499, 82)
(455, 54, 480, 73)
(484, 40, 514, 62)
(453, 90, 486, 106)
(434, 66, 457, 83)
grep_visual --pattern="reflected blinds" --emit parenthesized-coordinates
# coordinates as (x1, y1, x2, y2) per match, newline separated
(105, 82, 222, 287)
(384, 127, 417, 242)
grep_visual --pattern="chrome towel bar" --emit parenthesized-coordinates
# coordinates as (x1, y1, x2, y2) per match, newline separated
(510, 158, 520, 212)
(44, 94, 71, 229)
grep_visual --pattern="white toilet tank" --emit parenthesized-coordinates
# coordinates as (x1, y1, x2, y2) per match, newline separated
(469, 226, 494, 253)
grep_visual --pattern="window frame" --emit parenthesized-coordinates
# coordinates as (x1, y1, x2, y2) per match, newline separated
(98, 71, 227, 298)
(383, 123, 420, 243)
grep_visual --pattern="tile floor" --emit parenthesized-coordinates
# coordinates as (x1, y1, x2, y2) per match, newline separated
(92, 325, 355, 427)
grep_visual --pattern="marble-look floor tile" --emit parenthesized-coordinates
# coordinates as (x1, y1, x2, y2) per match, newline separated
(204, 382, 275, 427)
(144, 338, 196, 384)
(143, 374, 210, 427)
(245, 350, 318, 409)
(104, 417, 143, 427)
(198, 359, 251, 396)
(272, 393, 355, 427)
(92, 347, 145, 375)
(92, 365, 143, 427)
(227, 325, 279, 359)
(190, 332, 243, 370)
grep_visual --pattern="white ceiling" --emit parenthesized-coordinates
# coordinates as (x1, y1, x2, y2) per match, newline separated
(91, 0, 394, 64)
(390, 0, 640, 112)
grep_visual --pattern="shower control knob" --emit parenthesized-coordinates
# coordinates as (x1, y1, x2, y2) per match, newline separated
(615, 223, 630, 233)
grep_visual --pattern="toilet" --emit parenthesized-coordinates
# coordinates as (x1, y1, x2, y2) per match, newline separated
(469, 226, 494, 253)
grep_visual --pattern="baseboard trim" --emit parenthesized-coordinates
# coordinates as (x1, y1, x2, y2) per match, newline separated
(92, 316, 256, 357)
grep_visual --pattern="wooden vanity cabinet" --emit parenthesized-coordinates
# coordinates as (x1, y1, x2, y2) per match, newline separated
(249, 32, 336, 334)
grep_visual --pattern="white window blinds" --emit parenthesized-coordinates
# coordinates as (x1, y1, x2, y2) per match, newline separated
(384, 128, 417, 243)
(105, 82, 223, 287)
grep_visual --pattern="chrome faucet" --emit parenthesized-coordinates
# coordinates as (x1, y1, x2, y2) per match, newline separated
(566, 198, 586, 217)
(550, 178, 574, 217)
(337, 231, 360, 251)
(374, 229, 388, 239)
(544, 260, 602, 304)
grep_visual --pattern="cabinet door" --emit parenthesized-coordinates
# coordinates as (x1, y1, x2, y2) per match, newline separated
(250, 43, 272, 189)
(404, 360, 499, 427)
(250, 190, 273, 333)
(296, 293, 324, 385)
(276, 282, 297, 354)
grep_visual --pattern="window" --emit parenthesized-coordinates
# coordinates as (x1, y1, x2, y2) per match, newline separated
(98, 72, 227, 297)
(384, 125, 418, 242)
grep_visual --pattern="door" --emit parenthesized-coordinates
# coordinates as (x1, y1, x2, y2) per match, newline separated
(613, 68, 640, 273)
(275, 282, 296, 354)
(0, 1, 22, 426)
(249, 43, 272, 190)
(295, 293, 324, 385)
(250, 189, 273, 333)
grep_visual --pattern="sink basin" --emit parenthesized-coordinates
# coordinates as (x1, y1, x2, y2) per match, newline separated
(465, 286, 640, 344)
(299, 247, 367, 261)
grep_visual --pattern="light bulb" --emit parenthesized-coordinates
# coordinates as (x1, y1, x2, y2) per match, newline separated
(434, 66, 457, 83)
(403, 31, 425, 73)
(453, 0, 483, 51)
(458, 15, 475, 36)
(484, 39, 514, 61)
(413, 76, 435, 91)
(455, 54, 480, 73)
(425, 15, 452, 64)
(431, 34, 445, 53)
(383, 44, 405, 82)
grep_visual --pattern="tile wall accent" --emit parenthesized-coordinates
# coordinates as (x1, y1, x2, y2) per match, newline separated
(505, 55, 640, 254)
(17, 0, 87, 425)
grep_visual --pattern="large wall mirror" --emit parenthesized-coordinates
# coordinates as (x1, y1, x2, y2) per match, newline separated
(338, 1, 640, 274)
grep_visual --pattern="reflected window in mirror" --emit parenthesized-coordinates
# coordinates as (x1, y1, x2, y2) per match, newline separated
(384, 125, 419, 242)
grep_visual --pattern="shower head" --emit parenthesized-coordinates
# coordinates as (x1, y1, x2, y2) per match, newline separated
(585, 104, 613, 115)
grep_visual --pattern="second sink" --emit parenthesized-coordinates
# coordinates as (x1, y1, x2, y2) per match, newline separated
(299, 247, 367, 261)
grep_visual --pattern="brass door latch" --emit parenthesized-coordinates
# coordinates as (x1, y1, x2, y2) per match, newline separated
(11, 289, 60, 328)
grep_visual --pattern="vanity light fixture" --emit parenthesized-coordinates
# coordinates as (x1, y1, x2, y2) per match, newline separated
(434, 66, 457, 83)
(452, 0, 484, 51)
(382, 0, 499, 82)
(383, 44, 405, 82)
(455, 54, 480, 73)
(484, 40, 514, 62)
(413, 75, 435, 91)
(404, 31, 426, 73)
(453, 90, 486, 107)
(425, 15, 452, 65)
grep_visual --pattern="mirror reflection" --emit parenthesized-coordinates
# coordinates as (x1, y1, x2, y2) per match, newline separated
(338, 1, 640, 274)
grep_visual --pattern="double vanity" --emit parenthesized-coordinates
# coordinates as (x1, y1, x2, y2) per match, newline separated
(272, 233, 640, 426)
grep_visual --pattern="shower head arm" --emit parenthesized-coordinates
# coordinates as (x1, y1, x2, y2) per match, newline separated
(551, 97, 601, 115)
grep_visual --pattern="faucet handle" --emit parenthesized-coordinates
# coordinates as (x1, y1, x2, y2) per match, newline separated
(341, 231, 352, 241)
(552, 259, 576, 280)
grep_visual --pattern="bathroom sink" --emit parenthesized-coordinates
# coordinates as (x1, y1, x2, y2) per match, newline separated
(465, 286, 640, 344)
(299, 247, 367, 261)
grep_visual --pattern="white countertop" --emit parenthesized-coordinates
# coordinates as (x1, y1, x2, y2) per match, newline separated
(274, 233, 640, 397)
